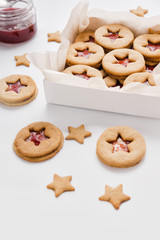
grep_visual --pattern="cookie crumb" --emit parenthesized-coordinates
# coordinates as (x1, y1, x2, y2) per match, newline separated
(47, 31, 61, 43)
(14, 53, 30, 67)
(99, 184, 130, 210)
(130, 6, 148, 17)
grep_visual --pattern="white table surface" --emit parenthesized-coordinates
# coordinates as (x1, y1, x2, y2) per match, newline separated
(1, 0, 160, 239)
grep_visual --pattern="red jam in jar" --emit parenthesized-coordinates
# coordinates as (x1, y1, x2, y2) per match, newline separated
(0, 0, 37, 43)
(117, 58, 130, 68)
(77, 49, 93, 59)
(25, 129, 49, 146)
(111, 137, 131, 153)
(6, 80, 26, 93)
(74, 72, 90, 80)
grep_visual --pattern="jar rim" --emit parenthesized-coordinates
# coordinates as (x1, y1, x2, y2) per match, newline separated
(0, 0, 33, 19)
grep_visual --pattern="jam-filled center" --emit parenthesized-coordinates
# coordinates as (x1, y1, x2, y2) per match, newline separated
(87, 36, 95, 43)
(77, 48, 93, 59)
(116, 58, 130, 68)
(110, 136, 131, 153)
(6, 80, 26, 93)
(106, 31, 120, 42)
(74, 72, 90, 80)
(145, 64, 157, 73)
(25, 129, 49, 146)
(146, 41, 160, 52)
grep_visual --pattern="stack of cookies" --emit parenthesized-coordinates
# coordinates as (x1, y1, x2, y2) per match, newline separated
(64, 24, 159, 87)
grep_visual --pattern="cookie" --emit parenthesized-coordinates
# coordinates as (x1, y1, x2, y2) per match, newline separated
(47, 31, 61, 43)
(13, 122, 64, 162)
(104, 76, 122, 88)
(99, 184, 130, 210)
(74, 30, 95, 43)
(130, 6, 148, 17)
(95, 24, 134, 52)
(96, 126, 146, 168)
(145, 62, 158, 73)
(14, 53, 30, 67)
(102, 49, 145, 80)
(47, 174, 75, 197)
(65, 124, 92, 144)
(63, 65, 102, 80)
(133, 34, 160, 62)
(0, 74, 37, 106)
(123, 72, 155, 86)
(148, 26, 160, 34)
(66, 42, 104, 68)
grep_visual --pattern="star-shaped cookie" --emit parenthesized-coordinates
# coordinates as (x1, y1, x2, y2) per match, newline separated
(47, 174, 75, 197)
(130, 6, 148, 17)
(99, 184, 130, 210)
(65, 124, 92, 144)
(47, 31, 61, 43)
(14, 53, 30, 67)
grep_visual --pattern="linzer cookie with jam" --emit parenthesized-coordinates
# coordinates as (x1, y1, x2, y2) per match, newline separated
(66, 42, 104, 68)
(63, 65, 102, 80)
(102, 49, 145, 80)
(0, 74, 38, 106)
(96, 126, 146, 168)
(123, 72, 155, 86)
(133, 34, 160, 63)
(13, 122, 64, 162)
(95, 24, 134, 52)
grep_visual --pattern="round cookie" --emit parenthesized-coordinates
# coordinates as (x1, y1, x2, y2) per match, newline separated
(66, 42, 104, 68)
(102, 49, 145, 80)
(123, 72, 155, 86)
(74, 31, 95, 43)
(104, 76, 122, 87)
(63, 65, 102, 80)
(0, 74, 37, 106)
(96, 126, 146, 168)
(133, 34, 160, 62)
(13, 122, 64, 162)
(95, 24, 134, 52)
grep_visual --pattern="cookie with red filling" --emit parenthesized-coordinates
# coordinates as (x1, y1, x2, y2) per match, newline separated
(63, 65, 102, 80)
(95, 24, 134, 52)
(74, 31, 95, 43)
(102, 49, 145, 80)
(0, 74, 38, 106)
(13, 122, 64, 162)
(96, 126, 146, 168)
(66, 42, 104, 68)
(133, 34, 160, 62)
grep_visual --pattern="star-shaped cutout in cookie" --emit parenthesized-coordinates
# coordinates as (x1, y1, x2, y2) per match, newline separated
(47, 174, 75, 197)
(130, 6, 148, 17)
(99, 184, 130, 210)
(14, 53, 30, 67)
(47, 31, 61, 43)
(65, 124, 92, 144)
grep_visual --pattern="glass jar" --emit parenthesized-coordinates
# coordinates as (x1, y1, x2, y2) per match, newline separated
(0, 0, 37, 43)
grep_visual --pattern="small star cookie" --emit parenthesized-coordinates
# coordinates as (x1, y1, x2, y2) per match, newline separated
(65, 124, 92, 144)
(14, 53, 30, 67)
(99, 184, 130, 210)
(47, 31, 61, 43)
(47, 174, 75, 197)
(130, 6, 148, 17)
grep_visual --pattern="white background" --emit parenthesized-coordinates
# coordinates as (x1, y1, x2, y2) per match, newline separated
(1, 0, 160, 239)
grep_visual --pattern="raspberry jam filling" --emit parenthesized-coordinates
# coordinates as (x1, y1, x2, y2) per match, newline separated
(111, 137, 131, 153)
(116, 58, 130, 68)
(77, 49, 93, 59)
(87, 36, 95, 43)
(74, 72, 90, 80)
(106, 31, 120, 42)
(25, 129, 49, 146)
(6, 80, 26, 93)
(146, 41, 160, 52)
(145, 65, 157, 73)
